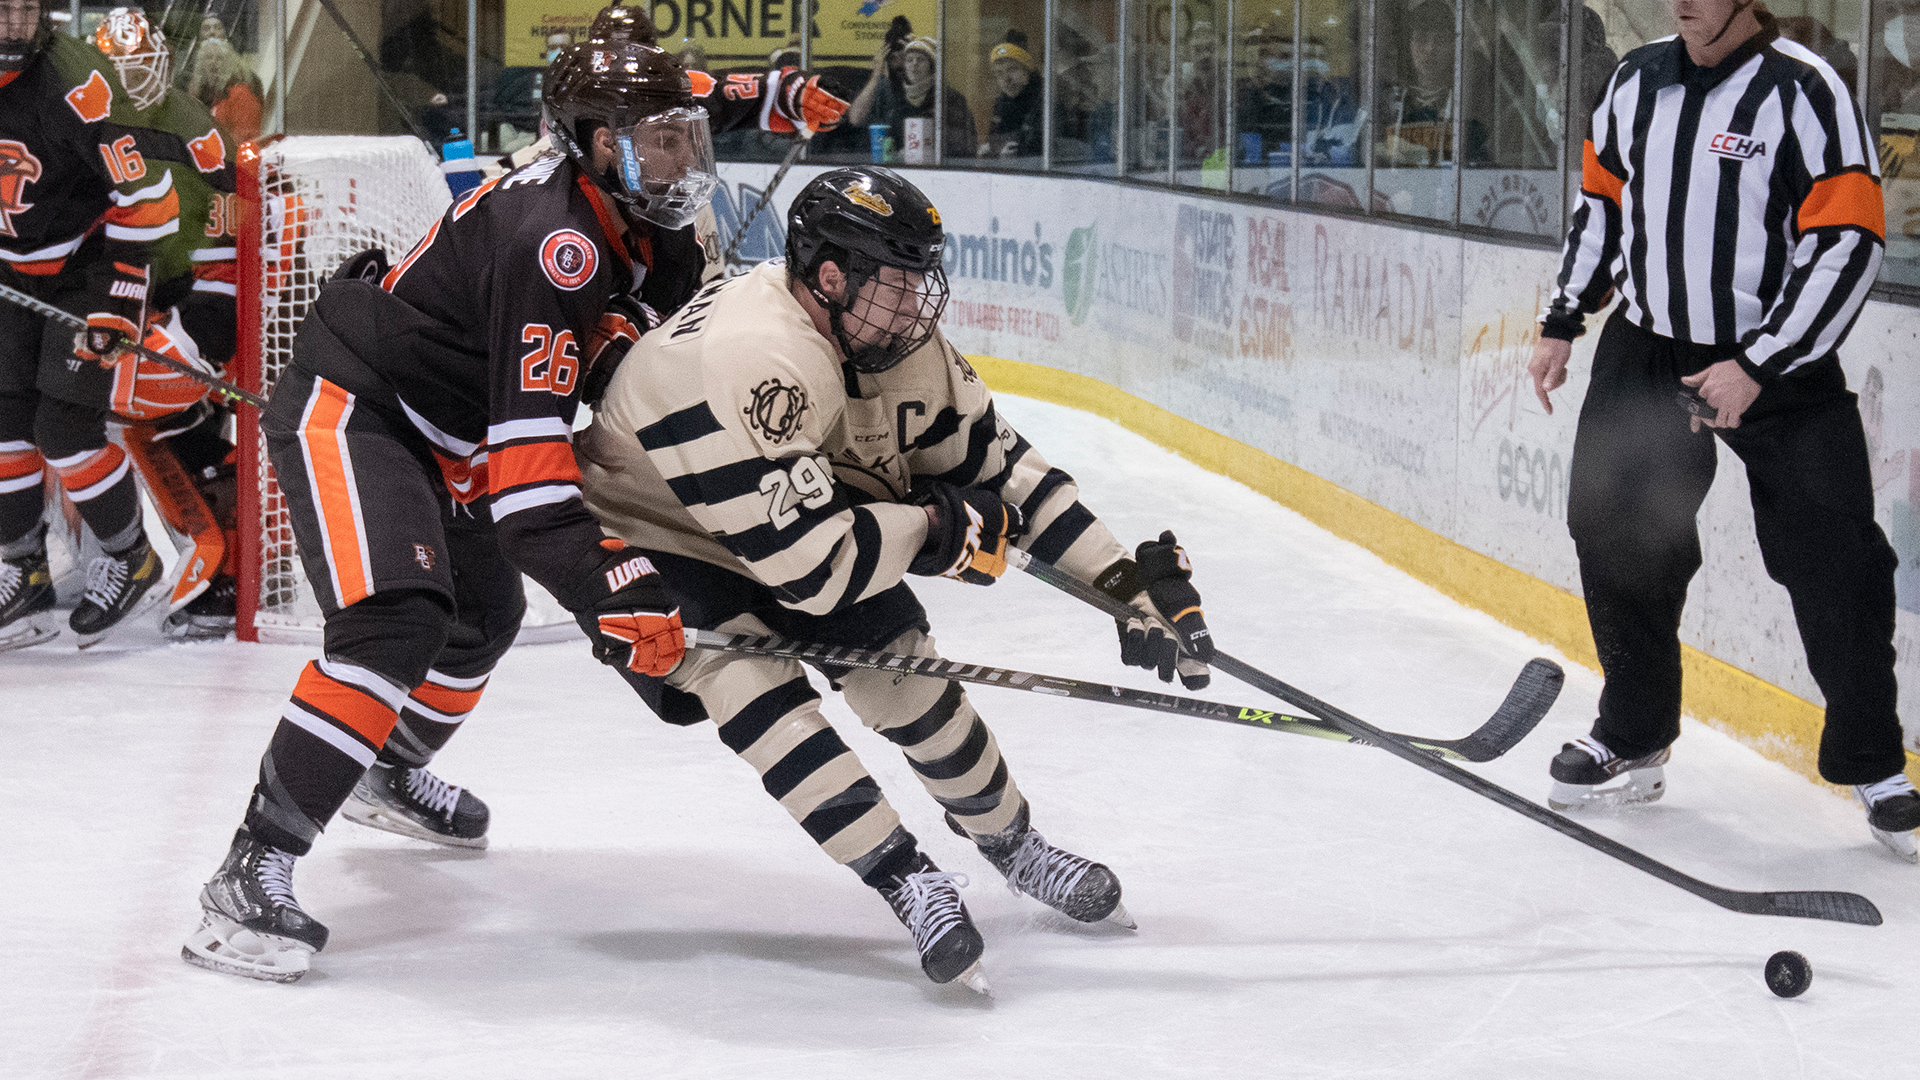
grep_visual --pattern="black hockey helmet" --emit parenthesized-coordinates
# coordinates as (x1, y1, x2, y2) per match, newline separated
(785, 167, 949, 373)
(543, 40, 716, 230)
(586, 3, 657, 46)
(0, 0, 52, 72)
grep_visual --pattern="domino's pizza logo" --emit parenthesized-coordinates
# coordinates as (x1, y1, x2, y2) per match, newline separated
(540, 229, 598, 290)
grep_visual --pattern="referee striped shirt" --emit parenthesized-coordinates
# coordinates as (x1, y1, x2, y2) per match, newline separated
(1541, 18, 1884, 378)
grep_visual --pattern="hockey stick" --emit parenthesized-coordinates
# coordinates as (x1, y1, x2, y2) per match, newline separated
(313, 0, 437, 147)
(1009, 549, 1883, 927)
(0, 282, 266, 409)
(721, 130, 813, 265)
(686, 629, 1533, 762)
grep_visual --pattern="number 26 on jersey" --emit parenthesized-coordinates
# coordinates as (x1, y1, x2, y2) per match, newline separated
(520, 324, 579, 396)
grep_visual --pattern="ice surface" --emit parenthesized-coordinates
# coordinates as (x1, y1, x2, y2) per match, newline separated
(3, 396, 1914, 1079)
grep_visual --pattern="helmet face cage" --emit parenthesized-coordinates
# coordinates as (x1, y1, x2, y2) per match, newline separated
(0, 0, 49, 72)
(95, 7, 169, 111)
(815, 249, 950, 374)
(612, 106, 717, 231)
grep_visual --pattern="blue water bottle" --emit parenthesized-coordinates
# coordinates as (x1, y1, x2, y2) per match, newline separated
(441, 127, 481, 197)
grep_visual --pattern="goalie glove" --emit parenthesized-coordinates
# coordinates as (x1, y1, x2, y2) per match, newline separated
(908, 482, 1024, 585)
(107, 308, 216, 421)
(563, 540, 685, 677)
(1095, 531, 1214, 689)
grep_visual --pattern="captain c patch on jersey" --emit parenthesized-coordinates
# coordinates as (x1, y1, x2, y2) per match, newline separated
(745, 378, 809, 445)
(540, 229, 598, 290)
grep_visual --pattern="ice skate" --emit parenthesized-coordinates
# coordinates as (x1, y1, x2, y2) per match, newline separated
(0, 549, 58, 652)
(955, 806, 1132, 928)
(163, 574, 236, 641)
(182, 828, 329, 983)
(1854, 775, 1920, 864)
(69, 538, 164, 648)
(340, 762, 490, 848)
(879, 854, 989, 994)
(1547, 736, 1669, 811)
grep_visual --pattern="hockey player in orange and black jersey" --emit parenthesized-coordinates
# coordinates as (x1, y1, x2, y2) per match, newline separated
(0, 0, 199, 650)
(180, 40, 702, 983)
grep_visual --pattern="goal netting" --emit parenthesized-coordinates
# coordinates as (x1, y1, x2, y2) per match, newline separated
(235, 136, 578, 644)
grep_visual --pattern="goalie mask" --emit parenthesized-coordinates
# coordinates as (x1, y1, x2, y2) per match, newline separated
(544, 41, 716, 231)
(0, 0, 50, 73)
(785, 167, 949, 374)
(93, 7, 170, 111)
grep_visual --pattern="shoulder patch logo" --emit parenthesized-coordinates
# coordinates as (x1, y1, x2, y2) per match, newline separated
(540, 228, 598, 290)
(1706, 132, 1766, 160)
(688, 70, 717, 97)
(65, 70, 114, 123)
(188, 129, 225, 174)
(0, 140, 42, 238)
(744, 378, 809, 444)
(844, 184, 892, 216)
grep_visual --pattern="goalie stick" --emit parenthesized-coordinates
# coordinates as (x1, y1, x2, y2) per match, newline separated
(0, 282, 265, 409)
(1009, 548, 1883, 927)
(686, 629, 1542, 762)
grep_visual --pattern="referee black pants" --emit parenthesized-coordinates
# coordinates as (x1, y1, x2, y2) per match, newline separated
(1567, 312, 1902, 786)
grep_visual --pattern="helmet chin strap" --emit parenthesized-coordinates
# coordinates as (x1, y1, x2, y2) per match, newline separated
(1702, 0, 1756, 50)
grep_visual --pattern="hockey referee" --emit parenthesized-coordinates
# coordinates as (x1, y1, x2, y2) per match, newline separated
(1527, 0, 1920, 855)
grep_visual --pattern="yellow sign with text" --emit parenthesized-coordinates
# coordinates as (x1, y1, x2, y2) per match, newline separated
(504, 0, 937, 68)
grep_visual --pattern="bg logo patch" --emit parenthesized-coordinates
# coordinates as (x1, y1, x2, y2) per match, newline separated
(413, 543, 436, 570)
(744, 378, 809, 444)
(1706, 132, 1767, 160)
(540, 229, 597, 290)
(0, 140, 42, 237)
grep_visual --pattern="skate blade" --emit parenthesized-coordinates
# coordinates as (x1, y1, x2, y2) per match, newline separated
(1547, 769, 1666, 813)
(75, 587, 167, 650)
(339, 800, 489, 849)
(181, 914, 313, 983)
(163, 613, 235, 642)
(1104, 901, 1137, 930)
(952, 961, 992, 997)
(0, 615, 59, 653)
(1867, 825, 1919, 864)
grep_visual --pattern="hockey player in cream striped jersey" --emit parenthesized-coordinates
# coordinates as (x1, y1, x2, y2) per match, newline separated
(578, 168, 1216, 991)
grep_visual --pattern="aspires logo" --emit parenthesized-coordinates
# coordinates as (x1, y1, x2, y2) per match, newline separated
(1061, 224, 1096, 325)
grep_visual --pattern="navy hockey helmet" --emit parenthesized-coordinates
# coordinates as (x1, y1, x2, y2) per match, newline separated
(784, 167, 949, 373)
(0, 0, 52, 73)
(543, 40, 716, 230)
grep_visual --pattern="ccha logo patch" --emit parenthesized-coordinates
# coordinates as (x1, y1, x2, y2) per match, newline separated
(1706, 132, 1767, 160)
(540, 229, 598, 290)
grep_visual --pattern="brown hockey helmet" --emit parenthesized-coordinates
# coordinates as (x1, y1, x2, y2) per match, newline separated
(543, 41, 717, 230)
(585, 3, 657, 46)
(0, 0, 52, 73)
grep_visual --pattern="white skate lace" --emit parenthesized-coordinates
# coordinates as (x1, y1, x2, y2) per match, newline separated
(1856, 774, 1918, 808)
(0, 560, 20, 604)
(81, 554, 129, 610)
(1000, 831, 1093, 907)
(403, 767, 462, 820)
(256, 847, 302, 910)
(894, 870, 970, 955)
(1568, 736, 1618, 768)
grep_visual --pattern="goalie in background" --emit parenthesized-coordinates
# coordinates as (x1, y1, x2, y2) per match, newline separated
(0, 1, 223, 651)
(574, 167, 1215, 991)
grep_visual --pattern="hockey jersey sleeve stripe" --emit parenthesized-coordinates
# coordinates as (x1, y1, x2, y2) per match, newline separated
(107, 169, 176, 206)
(489, 440, 583, 493)
(928, 410, 1000, 488)
(1798, 170, 1884, 238)
(638, 402, 726, 450)
(841, 506, 884, 604)
(1023, 502, 1097, 565)
(105, 220, 180, 242)
(1016, 465, 1074, 524)
(904, 405, 965, 455)
(104, 187, 179, 228)
(487, 417, 574, 445)
(399, 397, 482, 457)
(665, 457, 781, 506)
(1582, 139, 1626, 204)
(769, 536, 846, 605)
(192, 246, 238, 262)
(489, 483, 582, 521)
(0, 235, 87, 264)
(192, 279, 237, 296)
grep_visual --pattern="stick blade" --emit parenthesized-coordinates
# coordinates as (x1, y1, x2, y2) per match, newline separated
(1712, 888, 1884, 926)
(1447, 658, 1564, 762)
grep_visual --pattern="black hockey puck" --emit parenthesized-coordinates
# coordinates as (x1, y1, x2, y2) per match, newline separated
(1765, 951, 1811, 998)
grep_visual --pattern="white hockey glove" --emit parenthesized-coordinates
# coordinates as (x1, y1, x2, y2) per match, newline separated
(1095, 531, 1214, 689)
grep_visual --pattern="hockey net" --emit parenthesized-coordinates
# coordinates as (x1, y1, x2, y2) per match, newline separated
(234, 136, 576, 644)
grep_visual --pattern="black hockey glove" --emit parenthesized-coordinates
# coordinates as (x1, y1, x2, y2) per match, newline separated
(908, 482, 1024, 585)
(1095, 531, 1214, 689)
(561, 540, 685, 677)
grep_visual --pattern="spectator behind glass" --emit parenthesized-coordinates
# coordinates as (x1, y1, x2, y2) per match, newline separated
(186, 15, 263, 143)
(1054, 33, 1117, 164)
(849, 35, 977, 160)
(847, 16, 914, 131)
(983, 31, 1043, 157)
(1378, 2, 1491, 166)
